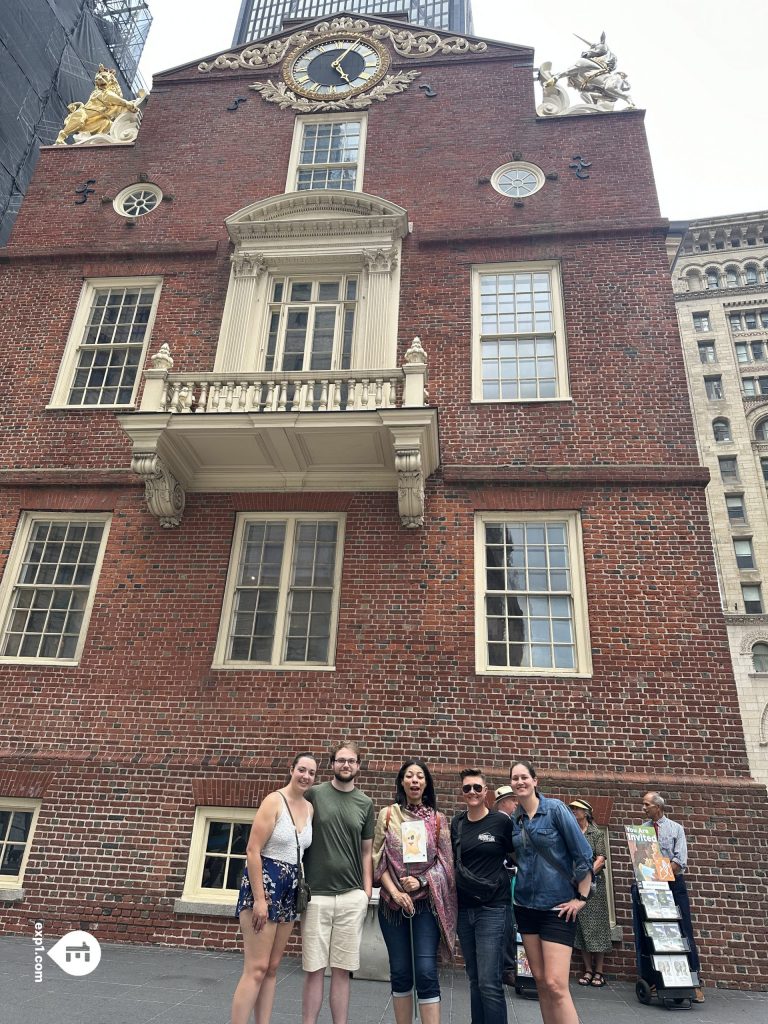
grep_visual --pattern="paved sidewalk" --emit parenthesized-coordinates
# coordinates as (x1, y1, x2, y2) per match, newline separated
(1, 935, 767, 1024)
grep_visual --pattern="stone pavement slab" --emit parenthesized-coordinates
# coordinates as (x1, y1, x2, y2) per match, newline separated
(1, 935, 766, 1024)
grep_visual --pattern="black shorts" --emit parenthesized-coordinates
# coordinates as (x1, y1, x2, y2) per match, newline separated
(514, 905, 577, 948)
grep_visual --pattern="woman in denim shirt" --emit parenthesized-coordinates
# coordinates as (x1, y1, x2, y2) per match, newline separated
(510, 761, 593, 1024)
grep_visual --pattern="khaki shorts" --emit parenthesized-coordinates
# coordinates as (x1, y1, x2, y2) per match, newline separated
(301, 889, 370, 972)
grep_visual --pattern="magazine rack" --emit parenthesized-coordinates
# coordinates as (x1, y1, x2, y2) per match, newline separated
(513, 931, 538, 999)
(633, 882, 698, 1010)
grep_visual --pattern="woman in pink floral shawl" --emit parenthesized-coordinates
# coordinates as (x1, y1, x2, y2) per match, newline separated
(373, 760, 457, 1024)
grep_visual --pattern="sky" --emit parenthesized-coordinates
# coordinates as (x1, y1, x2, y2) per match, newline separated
(138, 0, 768, 222)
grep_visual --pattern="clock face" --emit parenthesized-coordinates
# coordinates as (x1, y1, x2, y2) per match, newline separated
(284, 35, 390, 99)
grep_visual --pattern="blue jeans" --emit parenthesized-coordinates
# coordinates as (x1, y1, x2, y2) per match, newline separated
(378, 905, 441, 1002)
(457, 904, 509, 1024)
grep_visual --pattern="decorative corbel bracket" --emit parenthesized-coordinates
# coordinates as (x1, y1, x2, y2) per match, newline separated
(131, 452, 186, 528)
(393, 443, 425, 529)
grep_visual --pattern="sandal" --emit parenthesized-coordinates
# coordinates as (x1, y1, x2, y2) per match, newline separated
(578, 972, 594, 986)
(591, 972, 606, 987)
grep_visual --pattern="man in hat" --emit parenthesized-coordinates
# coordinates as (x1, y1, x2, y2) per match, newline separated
(494, 785, 518, 986)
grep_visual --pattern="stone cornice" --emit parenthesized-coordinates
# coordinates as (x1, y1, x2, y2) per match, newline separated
(0, 240, 221, 263)
(416, 216, 668, 248)
(673, 285, 768, 303)
(442, 464, 709, 486)
(0, 469, 138, 487)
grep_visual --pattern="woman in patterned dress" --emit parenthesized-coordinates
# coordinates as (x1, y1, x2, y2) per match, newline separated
(231, 752, 317, 1024)
(569, 799, 613, 988)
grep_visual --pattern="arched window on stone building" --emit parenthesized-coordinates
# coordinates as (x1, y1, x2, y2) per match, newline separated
(753, 642, 768, 673)
(685, 270, 702, 292)
(745, 264, 759, 285)
(755, 418, 768, 441)
(725, 266, 739, 287)
(713, 418, 731, 442)
(706, 268, 720, 289)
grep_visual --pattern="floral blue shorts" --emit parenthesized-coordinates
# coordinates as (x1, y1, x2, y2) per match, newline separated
(235, 856, 299, 923)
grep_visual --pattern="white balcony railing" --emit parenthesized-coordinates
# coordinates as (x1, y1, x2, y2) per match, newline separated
(139, 340, 429, 414)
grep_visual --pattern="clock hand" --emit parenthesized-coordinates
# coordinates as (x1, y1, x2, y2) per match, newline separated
(331, 39, 360, 69)
(335, 65, 351, 84)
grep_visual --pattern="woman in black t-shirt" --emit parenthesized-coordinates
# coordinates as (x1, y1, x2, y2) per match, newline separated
(450, 769, 514, 1024)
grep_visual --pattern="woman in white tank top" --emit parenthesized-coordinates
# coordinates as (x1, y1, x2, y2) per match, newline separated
(231, 751, 316, 1024)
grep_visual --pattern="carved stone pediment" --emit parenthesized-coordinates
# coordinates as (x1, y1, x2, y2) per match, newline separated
(225, 191, 409, 244)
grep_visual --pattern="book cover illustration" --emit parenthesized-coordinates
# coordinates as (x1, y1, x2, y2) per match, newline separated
(644, 921, 688, 952)
(638, 882, 680, 919)
(625, 824, 676, 883)
(516, 937, 533, 978)
(653, 954, 694, 987)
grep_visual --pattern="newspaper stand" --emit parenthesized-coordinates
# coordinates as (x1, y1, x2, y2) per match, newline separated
(633, 882, 698, 1011)
(513, 931, 538, 999)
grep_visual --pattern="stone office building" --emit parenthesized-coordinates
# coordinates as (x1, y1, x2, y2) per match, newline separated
(0, 13, 766, 985)
(669, 213, 768, 789)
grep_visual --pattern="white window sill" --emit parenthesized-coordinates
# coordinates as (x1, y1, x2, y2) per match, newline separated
(470, 397, 574, 406)
(476, 667, 593, 679)
(0, 657, 80, 667)
(210, 663, 337, 672)
(174, 898, 236, 918)
(45, 403, 137, 411)
(0, 887, 25, 902)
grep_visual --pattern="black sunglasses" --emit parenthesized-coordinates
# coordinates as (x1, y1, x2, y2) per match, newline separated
(462, 783, 484, 794)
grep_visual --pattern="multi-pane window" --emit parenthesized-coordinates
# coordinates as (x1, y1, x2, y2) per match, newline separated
(729, 310, 768, 331)
(725, 267, 739, 287)
(264, 277, 357, 374)
(475, 513, 590, 675)
(704, 375, 723, 400)
(735, 341, 766, 363)
(742, 584, 763, 614)
(712, 418, 731, 442)
(692, 312, 711, 332)
(745, 265, 759, 285)
(181, 807, 252, 904)
(474, 264, 567, 401)
(753, 642, 768, 672)
(742, 376, 768, 397)
(756, 419, 768, 441)
(734, 538, 755, 570)
(761, 458, 768, 484)
(706, 269, 720, 289)
(697, 341, 716, 363)
(51, 278, 161, 407)
(725, 494, 746, 522)
(217, 514, 344, 667)
(293, 119, 363, 191)
(719, 456, 739, 482)
(0, 800, 40, 885)
(0, 516, 110, 663)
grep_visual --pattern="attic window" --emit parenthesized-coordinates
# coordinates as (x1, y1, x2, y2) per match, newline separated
(113, 184, 162, 218)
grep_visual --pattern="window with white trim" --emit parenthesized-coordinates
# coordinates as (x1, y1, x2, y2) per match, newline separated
(753, 642, 768, 672)
(474, 512, 591, 675)
(472, 262, 569, 402)
(0, 514, 111, 664)
(742, 584, 763, 614)
(265, 276, 357, 373)
(215, 513, 344, 668)
(287, 114, 367, 192)
(0, 799, 41, 887)
(734, 538, 755, 570)
(181, 806, 251, 904)
(49, 278, 161, 408)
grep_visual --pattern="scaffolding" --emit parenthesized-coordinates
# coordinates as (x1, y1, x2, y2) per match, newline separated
(89, 1, 153, 90)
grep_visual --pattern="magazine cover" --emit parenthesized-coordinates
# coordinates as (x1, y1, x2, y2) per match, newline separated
(516, 937, 533, 978)
(625, 824, 676, 883)
(653, 954, 694, 987)
(644, 921, 688, 952)
(638, 882, 680, 919)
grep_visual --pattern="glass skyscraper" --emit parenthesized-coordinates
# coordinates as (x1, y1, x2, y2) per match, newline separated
(233, 1, 474, 46)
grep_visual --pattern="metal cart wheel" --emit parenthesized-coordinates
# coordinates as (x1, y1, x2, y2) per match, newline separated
(635, 979, 653, 1004)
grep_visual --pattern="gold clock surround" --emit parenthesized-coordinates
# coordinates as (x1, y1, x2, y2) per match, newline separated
(283, 33, 391, 101)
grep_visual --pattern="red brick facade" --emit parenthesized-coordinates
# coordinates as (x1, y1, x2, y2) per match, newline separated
(1, 17, 766, 987)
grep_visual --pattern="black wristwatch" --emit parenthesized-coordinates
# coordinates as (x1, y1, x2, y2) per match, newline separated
(574, 892, 589, 902)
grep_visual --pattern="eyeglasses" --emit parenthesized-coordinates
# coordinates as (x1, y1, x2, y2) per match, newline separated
(334, 758, 358, 766)
(462, 783, 485, 794)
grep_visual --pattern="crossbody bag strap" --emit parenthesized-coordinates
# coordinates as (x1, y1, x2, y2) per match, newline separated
(280, 792, 303, 874)
(520, 818, 575, 888)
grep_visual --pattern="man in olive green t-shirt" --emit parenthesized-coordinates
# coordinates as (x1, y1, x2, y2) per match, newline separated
(301, 741, 375, 1024)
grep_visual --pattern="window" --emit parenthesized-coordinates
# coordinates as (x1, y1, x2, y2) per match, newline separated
(474, 512, 591, 675)
(742, 584, 763, 614)
(756, 419, 768, 441)
(753, 642, 768, 672)
(181, 807, 251, 904)
(745, 265, 759, 285)
(287, 114, 367, 192)
(734, 538, 755, 570)
(706, 269, 720, 289)
(49, 278, 162, 408)
(692, 312, 711, 332)
(264, 276, 357, 375)
(712, 418, 731, 442)
(761, 459, 768, 484)
(704, 375, 723, 400)
(743, 377, 768, 397)
(725, 266, 739, 287)
(113, 183, 163, 218)
(719, 457, 739, 482)
(751, 342, 766, 362)
(729, 309, 768, 332)
(491, 162, 545, 198)
(725, 494, 746, 522)
(0, 514, 110, 664)
(697, 341, 716, 363)
(215, 513, 344, 668)
(472, 262, 568, 402)
(0, 799, 41, 887)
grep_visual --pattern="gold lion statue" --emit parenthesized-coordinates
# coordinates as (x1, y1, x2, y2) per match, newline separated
(55, 65, 139, 145)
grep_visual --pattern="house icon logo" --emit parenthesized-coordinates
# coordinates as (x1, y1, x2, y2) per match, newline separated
(46, 930, 102, 976)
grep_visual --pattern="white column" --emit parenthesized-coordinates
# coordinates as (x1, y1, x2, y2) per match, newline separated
(357, 246, 400, 370)
(213, 251, 267, 372)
